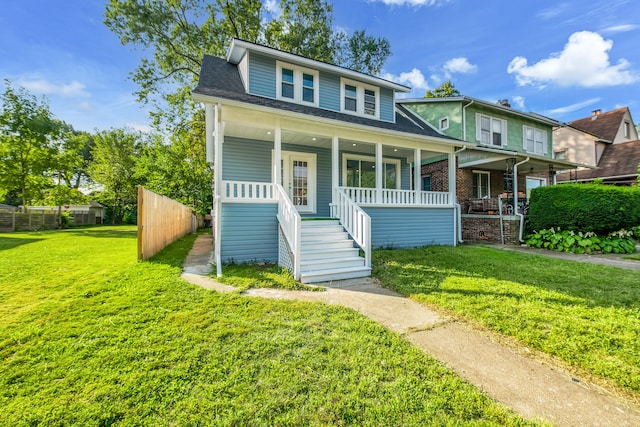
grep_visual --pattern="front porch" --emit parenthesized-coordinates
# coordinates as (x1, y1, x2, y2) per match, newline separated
(207, 103, 461, 282)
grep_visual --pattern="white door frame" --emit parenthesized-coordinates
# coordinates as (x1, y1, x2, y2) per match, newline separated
(279, 150, 317, 214)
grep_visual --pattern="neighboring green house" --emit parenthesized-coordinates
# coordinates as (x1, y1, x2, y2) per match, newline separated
(400, 96, 578, 243)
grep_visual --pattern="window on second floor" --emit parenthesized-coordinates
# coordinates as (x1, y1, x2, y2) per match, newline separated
(523, 126, 547, 155)
(476, 114, 507, 147)
(439, 117, 449, 131)
(276, 61, 319, 107)
(341, 79, 379, 119)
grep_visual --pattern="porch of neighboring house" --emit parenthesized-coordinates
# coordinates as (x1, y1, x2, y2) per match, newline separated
(206, 104, 460, 283)
(421, 152, 561, 245)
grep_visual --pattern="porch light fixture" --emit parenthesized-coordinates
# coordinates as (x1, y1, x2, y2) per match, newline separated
(267, 131, 272, 135)
(394, 149, 398, 152)
(312, 137, 317, 141)
(352, 143, 357, 146)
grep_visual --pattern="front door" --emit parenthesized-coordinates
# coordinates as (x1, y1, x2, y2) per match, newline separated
(282, 151, 316, 213)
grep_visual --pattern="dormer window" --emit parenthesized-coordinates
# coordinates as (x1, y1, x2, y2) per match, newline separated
(276, 61, 318, 106)
(341, 78, 379, 119)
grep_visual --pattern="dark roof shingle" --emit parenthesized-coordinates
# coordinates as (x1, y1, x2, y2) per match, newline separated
(568, 107, 629, 142)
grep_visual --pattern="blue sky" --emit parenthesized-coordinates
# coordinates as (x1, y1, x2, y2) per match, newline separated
(2, 0, 639, 132)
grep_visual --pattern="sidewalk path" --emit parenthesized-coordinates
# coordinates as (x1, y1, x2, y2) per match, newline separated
(181, 233, 640, 427)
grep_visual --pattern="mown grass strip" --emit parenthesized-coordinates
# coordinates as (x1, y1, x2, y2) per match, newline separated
(0, 227, 534, 426)
(374, 245, 640, 399)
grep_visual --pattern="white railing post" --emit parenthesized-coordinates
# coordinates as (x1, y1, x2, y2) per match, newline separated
(275, 184, 301, 280)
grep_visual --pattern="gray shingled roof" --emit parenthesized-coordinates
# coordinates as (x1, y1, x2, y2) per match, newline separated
(193, 55, 456, 141)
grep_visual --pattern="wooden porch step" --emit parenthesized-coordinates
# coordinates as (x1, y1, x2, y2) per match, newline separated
(300, 266, 372, 284)
(300, 256, 365, 272)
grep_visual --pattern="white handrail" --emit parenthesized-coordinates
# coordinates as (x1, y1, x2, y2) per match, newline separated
(340, 187, 451, 206)
(275, 184, 301, 280)
(221, 180, 276, 202)
(332, 188, 371, 268)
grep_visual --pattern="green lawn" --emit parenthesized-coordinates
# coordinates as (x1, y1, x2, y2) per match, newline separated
(0, 227, 532, 426)
(374, 245, 640, 400)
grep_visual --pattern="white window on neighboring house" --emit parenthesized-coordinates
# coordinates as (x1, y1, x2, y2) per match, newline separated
(624, 121, 630, 138)
(341, 78, 379, 119)
(554, 149, 567, 160)
(276, 61, 319, 106)
(439, 116, 449, 131)
(476, 114, 507, 147)
(472, 170, 490, 198)
(523, 126, 548, 155)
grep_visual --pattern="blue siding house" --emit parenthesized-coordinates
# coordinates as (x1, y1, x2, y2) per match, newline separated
(193, 39, 465, 283)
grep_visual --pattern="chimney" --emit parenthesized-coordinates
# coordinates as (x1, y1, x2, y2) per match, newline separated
(497, 99, 511, 108)
(592, 109, 601, 117)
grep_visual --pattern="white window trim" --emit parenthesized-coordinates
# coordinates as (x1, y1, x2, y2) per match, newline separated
(439, 116, 449, 131)
(475, 113, 507, 147)
(472, 170, 491, 198)
(526, 176, 547, 199)
(523, 125, 548, 155)
(342, 153, 401, 189)
(624, 121, 630, 138)
(340, 78, 380, 119)
(276, 61, 319, 107)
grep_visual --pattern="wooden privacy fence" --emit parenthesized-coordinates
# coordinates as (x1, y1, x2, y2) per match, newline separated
(137, 186, 197, 260)
(0, 211, 58, 232)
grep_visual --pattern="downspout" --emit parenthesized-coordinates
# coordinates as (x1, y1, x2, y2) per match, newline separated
(513, 157, 529, 244)
(462, 99, 474, 141)
(453, 145, 467, 243)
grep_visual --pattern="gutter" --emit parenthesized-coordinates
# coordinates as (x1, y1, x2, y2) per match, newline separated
(453, 145, 467, 244)
(513, 157, 530, 243)
(462, 99, 474, 141)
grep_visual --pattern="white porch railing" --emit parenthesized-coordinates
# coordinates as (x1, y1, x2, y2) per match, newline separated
(340, 187, 451, 206)
(331, 188, 371, 268)
(221, 180, 276, 202)
(275, 184, 301, 280)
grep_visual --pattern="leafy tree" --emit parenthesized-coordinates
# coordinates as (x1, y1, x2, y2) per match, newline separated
(104, 0, 391, 109)
(425, 80, 461, 98)
(89, 128, 145, 224)
(0, 80, 60, 206)
(137, 113, 213, 214)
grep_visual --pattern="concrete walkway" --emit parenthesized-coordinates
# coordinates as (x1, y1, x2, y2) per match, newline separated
(181, 233, 640, 427)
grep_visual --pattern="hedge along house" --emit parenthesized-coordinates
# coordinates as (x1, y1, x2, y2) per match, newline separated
(192, 39, 465, 283)
(399, 97, 579, 244)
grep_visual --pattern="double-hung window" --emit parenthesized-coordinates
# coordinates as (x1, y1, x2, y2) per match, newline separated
(523, 126, 547, 155)
(476, 114, 507, 147)
(276, 61, 319, 106)
(341, 79, 379, 119)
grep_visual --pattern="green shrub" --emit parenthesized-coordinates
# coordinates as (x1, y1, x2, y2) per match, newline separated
(528, 184, 640, 234)
(526, 227, 636, 254)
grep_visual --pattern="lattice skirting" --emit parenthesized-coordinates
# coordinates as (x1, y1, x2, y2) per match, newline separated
(278, 228, 293, 274)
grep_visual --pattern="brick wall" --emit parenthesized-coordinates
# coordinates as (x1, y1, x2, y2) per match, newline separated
(461, 215, 521, 244)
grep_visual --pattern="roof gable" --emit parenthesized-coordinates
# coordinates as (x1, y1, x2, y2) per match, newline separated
(568, 107, 630, 142)
(592, 139, 640, 179)
(193, 55, 456, 141)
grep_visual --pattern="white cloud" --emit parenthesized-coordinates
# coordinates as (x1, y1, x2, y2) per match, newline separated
(511, 96, 525, 110)
(264, 0, 282, 17)
(536, 3, 569, 19)
(546, 97, 601, 115)
(602, 24, 639, 34)
(18, 79, 90, 97)
(443, 57, 477, 76)
(382, 68, 429, 92)
(507, 31, 638, 87)
(126, 122, 153, 133)
(370, 0, 449, 6)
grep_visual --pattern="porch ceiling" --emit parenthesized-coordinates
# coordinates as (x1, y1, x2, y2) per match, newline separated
(459, 156, 565, 173)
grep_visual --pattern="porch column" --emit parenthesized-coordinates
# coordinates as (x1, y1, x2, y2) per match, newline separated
(448, 151, 456, 202)
(205, 104, 214, 164)
(332, 136, 339, 204)
(376, 143, 383, 203)
(414, 149, 421, 197)
(213, 104, 222, 198)
(273, 122, 282, 186)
